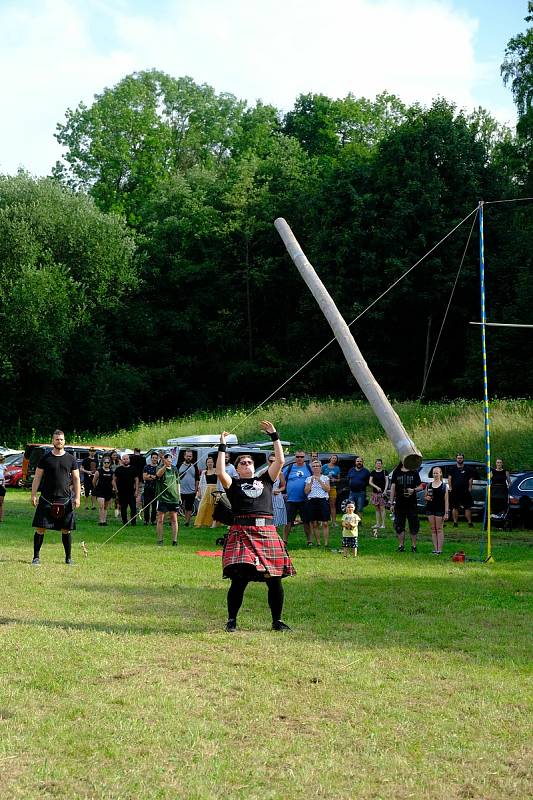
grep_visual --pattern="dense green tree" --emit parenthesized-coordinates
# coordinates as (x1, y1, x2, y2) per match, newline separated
(0, 174, 137, 435)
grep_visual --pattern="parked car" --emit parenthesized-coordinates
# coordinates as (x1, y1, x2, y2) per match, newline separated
(508, 471, 533, 527)
(256, 452, 359, 513)
(4, 452, 24, 487)
(410, 459, 488, 518)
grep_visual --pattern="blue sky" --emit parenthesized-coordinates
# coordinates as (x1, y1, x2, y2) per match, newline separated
(0, 0, 527, 176)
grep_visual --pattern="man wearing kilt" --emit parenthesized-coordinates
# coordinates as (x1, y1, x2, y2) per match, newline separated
(30, 429, 81, 565)
(217, 421, 295, 633)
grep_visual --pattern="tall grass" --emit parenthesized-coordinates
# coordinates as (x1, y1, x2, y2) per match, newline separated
(72, 399, 533, 470)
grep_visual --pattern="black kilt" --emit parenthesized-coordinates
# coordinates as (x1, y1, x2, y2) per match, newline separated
(32, 496, 76, 531)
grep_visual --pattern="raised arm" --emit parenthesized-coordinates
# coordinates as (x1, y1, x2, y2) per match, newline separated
(216, 432, 232, 490)
(261, 420, 284, 481)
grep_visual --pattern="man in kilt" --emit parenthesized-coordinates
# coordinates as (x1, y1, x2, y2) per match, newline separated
(30, 429, 81, 565)
(217, 421, 295, 633)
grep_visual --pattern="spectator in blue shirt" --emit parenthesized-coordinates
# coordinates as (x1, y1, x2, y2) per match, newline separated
(282, 451, 313, 545)
(346, 456, 371, 515)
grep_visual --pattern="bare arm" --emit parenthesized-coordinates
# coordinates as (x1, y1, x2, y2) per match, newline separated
(262, 421, 284, 481)
(216, 432, 232, 490)
(31, 467, 44, 507)
(71, 468, 81, 508)
(93, 470, 100, 488)
(444, 486, 449, 516)
(304, 477, 312, 495)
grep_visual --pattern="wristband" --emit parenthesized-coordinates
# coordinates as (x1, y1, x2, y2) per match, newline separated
(218, 443, 227, 452)
(268, 431, 280, 441)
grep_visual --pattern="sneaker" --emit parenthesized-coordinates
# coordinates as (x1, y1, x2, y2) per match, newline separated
(468, 522, 474, 528)
(98, 522, 108, 527)
(307, 542, 313, 547)
(65, 558, 74, 565)
(156, 540, 164, 546)
(224, 618, 237, 632)
(31, 557, 41, 566)
(453, 522, 458, 528)
(431, 550, 438, 554)
(172, 540, 178, 547)
(380, 524, 386, 529)
(397, 545, 405, 552)
(411, 545, 417, 553)
(272, 620, 292, 632)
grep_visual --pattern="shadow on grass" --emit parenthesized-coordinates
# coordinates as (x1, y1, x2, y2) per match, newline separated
(3, 571, 531, 667)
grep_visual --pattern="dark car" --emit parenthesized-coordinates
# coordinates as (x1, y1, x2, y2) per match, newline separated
(256, 452, 358, 512)
(21, 443, 116, 486)
(508, 471, 533, 527)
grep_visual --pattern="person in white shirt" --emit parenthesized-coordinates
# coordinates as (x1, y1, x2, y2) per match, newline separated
(304, 459, 331, 546)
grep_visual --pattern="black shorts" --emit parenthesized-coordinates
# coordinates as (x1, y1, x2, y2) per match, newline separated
(181, 492, 196, 512)
(157, 501, 180, 514)
(83, 477, 94, 496)
(450, 490, 472, 510)
(0, 485, 5, 497)
(307, 497, 330, 522)
(32, 496, 76, 531)
(286, 500, 311, 525)
(394, 505, 419, 535)
(342, 536, 358, 548)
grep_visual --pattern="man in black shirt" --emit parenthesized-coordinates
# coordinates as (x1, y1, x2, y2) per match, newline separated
(448, 453, 474, 528)
(31, 429, 81, 565)
(112, 453, 139, 526)
(389, 463, 423, 552)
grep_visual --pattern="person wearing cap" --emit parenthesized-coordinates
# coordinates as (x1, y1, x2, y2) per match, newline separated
(155, 453, 181, 546)
(81, 447, 98, 510)
(217, 421, 295, 633)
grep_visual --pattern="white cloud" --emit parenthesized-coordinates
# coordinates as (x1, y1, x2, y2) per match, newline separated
(0, 0, 517, 176)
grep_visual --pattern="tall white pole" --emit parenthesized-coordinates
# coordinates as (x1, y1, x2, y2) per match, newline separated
(275, 218, 422, 469)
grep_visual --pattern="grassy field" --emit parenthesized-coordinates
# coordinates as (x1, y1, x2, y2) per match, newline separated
(1, 490, 532, 799)
(64, 398, 533, 470)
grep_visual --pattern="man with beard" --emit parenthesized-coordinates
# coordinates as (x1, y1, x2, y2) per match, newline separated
(112, 454, 139, 526)
(178, 450, 200, 527)
(448, 453, 475, 528)
(30, 430, 81, 565)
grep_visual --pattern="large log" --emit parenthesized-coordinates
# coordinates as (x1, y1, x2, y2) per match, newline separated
(275, 217, 422, 470)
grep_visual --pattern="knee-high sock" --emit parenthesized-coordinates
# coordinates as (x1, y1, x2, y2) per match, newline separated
(267, 577, 284, 622)
(62, 532, 72, 560)
(227, 578, 248, 620)
(33, 532, 44, 559)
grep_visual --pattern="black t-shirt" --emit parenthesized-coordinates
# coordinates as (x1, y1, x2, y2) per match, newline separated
(226, 471, 274, 517)
(370, 470, 386, 492)
(143, 464, 158, 491)
(114, 465, 137, 495)
(129, 454, 146, 481)
(37, 451, 78, 500)
(490, 469, 508, 486)
(449, 464, 473, 492)
(391, 468, 421, 507)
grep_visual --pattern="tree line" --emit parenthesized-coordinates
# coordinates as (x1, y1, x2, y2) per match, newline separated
(1, 8, 533, 441)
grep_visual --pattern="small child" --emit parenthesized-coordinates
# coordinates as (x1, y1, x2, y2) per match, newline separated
(342, 502, 361, 557)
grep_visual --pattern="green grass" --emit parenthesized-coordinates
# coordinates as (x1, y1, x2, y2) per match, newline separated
(1, 490, 532, 799)
(65, 398, 533, 470)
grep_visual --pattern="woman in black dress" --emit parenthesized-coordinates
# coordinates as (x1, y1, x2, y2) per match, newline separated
(93, 457, 115, 526)
(217, 421, 295, 633)
(424, 466, 449, 554)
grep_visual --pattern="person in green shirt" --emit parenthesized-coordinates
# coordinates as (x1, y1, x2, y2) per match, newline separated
(156, 453, 181, 546)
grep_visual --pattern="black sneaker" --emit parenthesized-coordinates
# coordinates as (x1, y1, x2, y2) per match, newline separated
(172, 540, 178, 547)
(31, 557, 41, 566)
(411, 545, 417, 553)
(65, 558, 74, 565)
(453, 522, 458, 528)
(397, 545, 405, 552)
(224, 618, 237, 632)
(272, 620, 291, 632)
(468, 522, 474, 528)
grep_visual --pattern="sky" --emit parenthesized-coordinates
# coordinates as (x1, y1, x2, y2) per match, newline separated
(0, 0, 527, 176)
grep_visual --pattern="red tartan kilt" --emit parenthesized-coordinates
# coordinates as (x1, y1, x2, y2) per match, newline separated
(223, 524, 296, 581)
